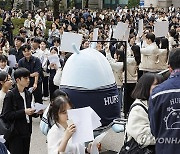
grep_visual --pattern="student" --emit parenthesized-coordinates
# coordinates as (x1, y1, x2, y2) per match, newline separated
(47, 96, 90, 154)
(40, 89, 68, 135)
(18, 44, 43, 106)
(9, 36, 25, 65)
(139, 33, 160, 73)
(105, 44, 124, 108)
(47, 47, 60, 100)
(125, 73, 163, 153)
(0, 55, 13, 77)
(1, 67, 42, 154)
(0, 71, 12, 112)
(149, 48, 180, 154)
(40, 40, 50, 101)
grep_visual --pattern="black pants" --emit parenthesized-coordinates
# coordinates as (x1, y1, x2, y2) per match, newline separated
(8, 136, 31, 154)
(49, 79, 59, 101)
(123, 83, 136, 117)
(42, 76, 49, 97)
(32, 82, 43, 104)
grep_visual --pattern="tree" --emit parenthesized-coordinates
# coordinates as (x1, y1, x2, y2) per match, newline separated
(128, 0, 140, 8)
(52, 0, 60, 18)
(85, 0, 89, 8)
(42, 0, 48, 8)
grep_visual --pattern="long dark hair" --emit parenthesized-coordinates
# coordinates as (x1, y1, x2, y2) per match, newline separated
(131, 45, 141, 65)
(48, 96, 73, 125)
(0, 71, 8, 89)
(161, 38, 169, 62)
(131, 73, 163, 100)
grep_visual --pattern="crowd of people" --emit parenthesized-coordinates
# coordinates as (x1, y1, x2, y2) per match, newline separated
(0, 3, 179, 154)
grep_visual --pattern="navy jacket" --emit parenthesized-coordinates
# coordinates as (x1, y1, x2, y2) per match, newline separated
(149, 71, 180, 154)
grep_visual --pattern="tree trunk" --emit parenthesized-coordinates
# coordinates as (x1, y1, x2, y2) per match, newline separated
(43, 0, 48, 8)
(85, 0, 89, 8)
(52, 0, 60, 18)
(11, 0, 14, 9)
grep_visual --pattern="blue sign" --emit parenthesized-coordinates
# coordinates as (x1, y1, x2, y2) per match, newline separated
(140, 0, 144, 7)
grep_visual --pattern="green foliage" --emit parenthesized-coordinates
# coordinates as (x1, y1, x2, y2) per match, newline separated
(4, 0, 12, 11)
(45, 21, 53, 37)
(0, 18, 52, 37)
(128, 0, 140, 8)
(69, 0, 75, 9)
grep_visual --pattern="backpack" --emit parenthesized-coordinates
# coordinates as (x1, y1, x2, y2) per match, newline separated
(119, 102, 155, 154)
(39, 104, 54, 135)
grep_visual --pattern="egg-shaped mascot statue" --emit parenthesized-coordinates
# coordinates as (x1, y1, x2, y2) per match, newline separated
(60, 45, 121, 126)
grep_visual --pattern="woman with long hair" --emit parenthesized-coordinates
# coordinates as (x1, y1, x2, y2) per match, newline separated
(125, 73, 163, 154)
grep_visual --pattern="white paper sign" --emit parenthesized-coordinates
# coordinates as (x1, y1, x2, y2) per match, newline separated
(92, 28, 99, 41)
(90, 132, 107, 154)
(8, 55, 17, 68)
(31, 103, 47, 113)
(138, 19, 143, 37)
(48, 54, 61, 68)
(154, 21, 169, 37)
(123, 28, 130, 41)
(107, 28, 112, 41)
(0, 135, 6, 143)
(113, 22, 128, 40)
(61, 32, 83, 53)
(67, 107, 101, 144)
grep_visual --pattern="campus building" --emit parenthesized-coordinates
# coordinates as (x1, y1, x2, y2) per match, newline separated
(12, 0, 179, 10)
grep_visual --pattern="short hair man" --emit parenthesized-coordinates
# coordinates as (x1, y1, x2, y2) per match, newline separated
(9, 36, 25, 64)
(149, 48, 180, 154)
(18, 44, 43, 106)
(139, 32, 160, 73)
(1, 67, 38, 154)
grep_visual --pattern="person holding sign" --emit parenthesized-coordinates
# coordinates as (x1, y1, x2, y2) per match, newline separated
(47, 47, 61, 100)
(1, 68, 42, 154)
(47, 96, 85, 154)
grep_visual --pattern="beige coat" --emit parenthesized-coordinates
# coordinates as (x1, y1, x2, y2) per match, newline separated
(106, 52, 123, 88)
(139, 42, 160, 72)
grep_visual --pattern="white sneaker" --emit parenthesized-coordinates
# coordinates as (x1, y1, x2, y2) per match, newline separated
(43, 97, 49, 101)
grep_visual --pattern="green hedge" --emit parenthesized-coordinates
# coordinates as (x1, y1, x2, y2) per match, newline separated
(0, 18, 53, 37)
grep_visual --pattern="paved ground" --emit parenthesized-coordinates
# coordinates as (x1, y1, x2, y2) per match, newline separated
(30, 117, 48, 154)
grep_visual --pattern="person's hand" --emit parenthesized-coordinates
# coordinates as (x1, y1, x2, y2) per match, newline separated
(33, 83, 37, 91)
(64, 124, 76, 140)
(86, 142, 101, 153)
(30, 72, 39, 77)
(49, 63, 55, 68)
(25, 108, 36, 115)
(104, 43, 110, 53)
(53, 64, 58, 70)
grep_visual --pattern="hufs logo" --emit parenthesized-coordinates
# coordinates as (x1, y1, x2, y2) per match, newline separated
(164, 108, 180, 130)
